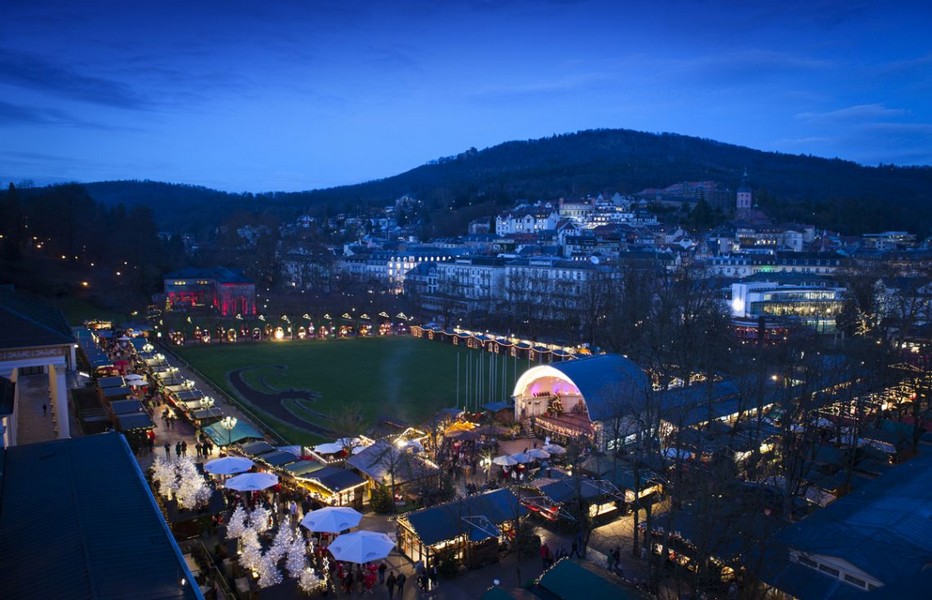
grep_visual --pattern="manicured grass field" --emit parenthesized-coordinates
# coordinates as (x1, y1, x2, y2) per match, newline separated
(173, 336, 528, 445)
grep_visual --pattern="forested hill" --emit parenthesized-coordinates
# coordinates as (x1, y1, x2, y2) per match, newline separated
(81, 129, 932, 235)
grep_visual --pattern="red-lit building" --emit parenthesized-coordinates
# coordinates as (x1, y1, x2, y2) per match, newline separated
(163, 268, 256, 317)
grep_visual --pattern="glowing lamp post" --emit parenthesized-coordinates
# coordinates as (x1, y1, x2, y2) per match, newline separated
(199, 396, 215, 411)
(221, 416, 237, 447)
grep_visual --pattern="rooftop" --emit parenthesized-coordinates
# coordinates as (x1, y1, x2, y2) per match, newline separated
(0, 433, 201, 599)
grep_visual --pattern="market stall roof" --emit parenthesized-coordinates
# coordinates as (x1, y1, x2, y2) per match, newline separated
(240, 440, 276, 456)
(482, 402, 512, 412)
(179, 399, 209, 411)
(257, 449, 300, 467)
(403, 488, 525, 547)
(116, 412, 155, 431)
(97, 375, 125, 389)
(203, 421, 264, 446)
(109, 398, 147, 415)
(191, 407, 224, 422)
(347, 439, 440, 486)
(284, 460, 327, 477)
(300, 466, 366, 493)
(156, 375, 186, 387)
(536, 480, 606, 504)
(0, 433, 201, 600)
(173, 390, 204, 402)
(101, 385, 132, 399)
(535, 558, 634, 598)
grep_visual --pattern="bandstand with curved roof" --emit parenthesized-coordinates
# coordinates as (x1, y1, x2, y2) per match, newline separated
(512, 354, 649, 450)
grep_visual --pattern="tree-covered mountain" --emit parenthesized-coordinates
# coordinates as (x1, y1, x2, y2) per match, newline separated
(77, 128, 932, 236)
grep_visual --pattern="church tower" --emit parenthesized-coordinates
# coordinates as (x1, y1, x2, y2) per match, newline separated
(736, 169, 752, 218)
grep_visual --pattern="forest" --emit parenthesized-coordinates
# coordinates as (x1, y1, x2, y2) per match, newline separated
(61, 128, 932, 238)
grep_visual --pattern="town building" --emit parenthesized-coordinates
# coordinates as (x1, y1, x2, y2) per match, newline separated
(163, 267, 256, 317)
(0, 287, 77, 446)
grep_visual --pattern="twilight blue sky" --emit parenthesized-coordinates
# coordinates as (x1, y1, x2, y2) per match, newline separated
(2, 0, 930, 193)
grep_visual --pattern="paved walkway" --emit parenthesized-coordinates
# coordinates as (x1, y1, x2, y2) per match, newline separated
(15, 372, 85, 445)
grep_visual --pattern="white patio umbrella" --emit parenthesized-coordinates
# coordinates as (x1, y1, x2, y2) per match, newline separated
(204, 456, 255, 475)
(526, 448, 551, 460)
(542, 443, 566, 455)
(510, 452, 533, 464)
(300, 506, 363, 533)
(225, 471, 278, 492)
(327, 531, 395, 564)
(492, 455, 518, 466)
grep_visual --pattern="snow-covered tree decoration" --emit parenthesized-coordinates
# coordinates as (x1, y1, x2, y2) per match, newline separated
(175, 457, 211, 509)
(267, 525, 293, 564)
(250, 506, 272, 533)
(227, 505, 249, 538)
(285, 534, 308, 579)
(151, 457, 176, 495)
(150, 456, 209, 509)
(239, 529, 263, 572)
(298, 568, 324, 594)
(256, 554, 283, 588)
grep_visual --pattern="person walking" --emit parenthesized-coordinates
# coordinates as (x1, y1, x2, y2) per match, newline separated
(175, 442, 182, 458)
(42, 403, 47, 416)
(378, 561, 387, 584)
(164, 442, 171, 459)
(386, 571, 397, 600)
(395, 572, 406, 597)
(181, 440, 188, 456)
(428, 563, 438, 591)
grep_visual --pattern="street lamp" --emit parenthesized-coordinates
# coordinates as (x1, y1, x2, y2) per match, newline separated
(221, 416, 237, 447)
(199, 396, 215, 410)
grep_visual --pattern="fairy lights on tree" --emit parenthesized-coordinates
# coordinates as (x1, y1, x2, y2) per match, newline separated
(227, 505, 249, 538)
(256, 554, 283, 588)
(149, 456, 209, 510)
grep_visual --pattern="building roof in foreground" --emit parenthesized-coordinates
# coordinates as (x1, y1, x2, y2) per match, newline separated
(0, 287, 74, 350)
(762, 450, 932, 599)
(0, 433, 201, 600)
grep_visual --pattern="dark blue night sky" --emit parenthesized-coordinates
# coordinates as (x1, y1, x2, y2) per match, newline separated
(2, 0, 930, 192)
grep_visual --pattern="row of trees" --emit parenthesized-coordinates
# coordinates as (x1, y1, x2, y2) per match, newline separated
(536, 256, 928, 598)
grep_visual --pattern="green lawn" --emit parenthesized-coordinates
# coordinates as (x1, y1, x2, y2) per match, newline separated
(173, 336, 528, 444)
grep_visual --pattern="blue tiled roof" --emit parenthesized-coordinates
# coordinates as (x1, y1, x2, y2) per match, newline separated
(0, 433, 201, 599)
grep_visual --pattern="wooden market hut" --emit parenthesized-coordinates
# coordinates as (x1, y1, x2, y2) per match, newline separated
(294, 466, 366, 509)
(397, 488, 526, 568)
(346, 439, 441, 504)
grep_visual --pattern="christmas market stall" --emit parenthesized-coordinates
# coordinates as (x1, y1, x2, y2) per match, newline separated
(203, 420, 264, 447)
(397, 488, 526, 569)
(346, 439, 441, 505)
(293, 466, 366, 508)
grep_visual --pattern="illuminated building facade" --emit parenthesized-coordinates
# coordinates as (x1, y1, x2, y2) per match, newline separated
(163, 267, 256, 317)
